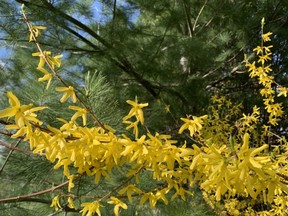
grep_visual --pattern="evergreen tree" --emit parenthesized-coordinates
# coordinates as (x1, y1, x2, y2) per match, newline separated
(1, 0, 288, 215)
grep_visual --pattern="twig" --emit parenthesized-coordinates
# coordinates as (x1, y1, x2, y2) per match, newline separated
(0, 180, 69, 203)
(0, 140, 29, 154)
(0, 139, 22, 174)
(21, 11, 106, 130)
(18, 0, 159, 98)
(193, 0, 207, 32)
(0, 130, 16, 137)
(99, 166, 144, 201)
(182, 0, 193, 37)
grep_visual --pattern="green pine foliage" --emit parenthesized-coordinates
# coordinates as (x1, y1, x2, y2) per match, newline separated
(1, 0, 288, 215)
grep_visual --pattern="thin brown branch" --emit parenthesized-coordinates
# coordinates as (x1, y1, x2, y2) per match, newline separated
(62, 183, 168, 200)
(0, 130, 13, 137)
(21, 10, 106, 130)
(0, 180, 69, 203)
(17, 0, 159, 98)
(0, 119, 13, 125)
(0, 139, 22, 174)
(3, 197, 51, 204)
(0, 140, 29, 154)
(99, 166, 144, 201)
(277, 173, 288, 184)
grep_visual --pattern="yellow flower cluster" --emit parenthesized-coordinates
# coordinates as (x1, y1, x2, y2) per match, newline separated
(245, 18, 286, 126)
(178, 115, 208, 137)
(4, 10, 288, 215)
(180, 95, 288, 215)
(32, 50, 62, 89)
(0, 91, 46, 129)
(191, 133, 285, 203)
(0, 92, 203, 215)
(122, 97, 149, 139)
(3, 88, 288, 215)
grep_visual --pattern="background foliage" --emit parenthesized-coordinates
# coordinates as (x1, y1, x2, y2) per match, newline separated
(1, 0, 288, 215)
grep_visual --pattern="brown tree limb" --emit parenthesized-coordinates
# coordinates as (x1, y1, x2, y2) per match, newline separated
(0, 140, 29, 154)
(0, 180, 69, 203)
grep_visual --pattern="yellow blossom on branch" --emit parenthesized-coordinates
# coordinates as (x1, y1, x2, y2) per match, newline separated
(80, 201, 102, 216)
(67, 197, 76, 209)
(265, 103, 284, 118)
(258, 53, 271, 65)
(123, 97, 148, 124)
(50, 195, 61, 211)
(118, 184, 143, 203)
(253, 46, 262, 55)
(67, 176, 75, 192)
(69, 106, 87, 125)
(107, 197, 128, 216)
(238, 133, 269, 179)
(263, 45, 273, 53)
(178, 115, 208, 137)
(140, 192, 157, 208)
(32, 51, 62, 69)
(0, 91, 46, 127)
(262, 32, 273, 42)
(55, 86, 77, 103)
(37, 67, 53, 89)
(164, 104, 170, 113)
(29, 25, 47, 42)
(123, 120, 139, 138)
(277, 87, 288, 97)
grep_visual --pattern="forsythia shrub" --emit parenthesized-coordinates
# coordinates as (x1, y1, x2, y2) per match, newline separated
(1, 6, 288, 215)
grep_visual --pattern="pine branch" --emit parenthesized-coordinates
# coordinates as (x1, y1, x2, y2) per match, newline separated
(192, 0, 207, 32)
(182, 0, 193, 37)
(16, 0, 160, 98)
(111, 0, 117, 37)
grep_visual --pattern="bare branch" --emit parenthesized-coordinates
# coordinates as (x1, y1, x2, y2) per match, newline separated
(0, 140, 29, 154)
(0, 180, 69, 203)
(182, 0, 193, 37)
(0, 139, 21, 174)
(193, 0, 207, 32)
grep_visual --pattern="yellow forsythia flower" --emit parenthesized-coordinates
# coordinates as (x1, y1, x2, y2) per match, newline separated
(178, 115, 208, 137)
(50, 195, 61, 211)
(262, 32, 272, 42)
(123, 120, 139, 138)
(123, 98, 148, 124)
(108, 197, 128, 216)
(140, 192, 157, 208)
(37, 67, 53, 89)
(55, 86, 77, 103)
(29, 25, 47, 42)
(277, 87, 288, 97)
(0, 91, 46, 127)
(67, 197, 76, 209)
(69, 106, 87, 125)
(80, 201, 102, 216)
(32, 51, 62, 69)
(118, 184, 142, 203)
